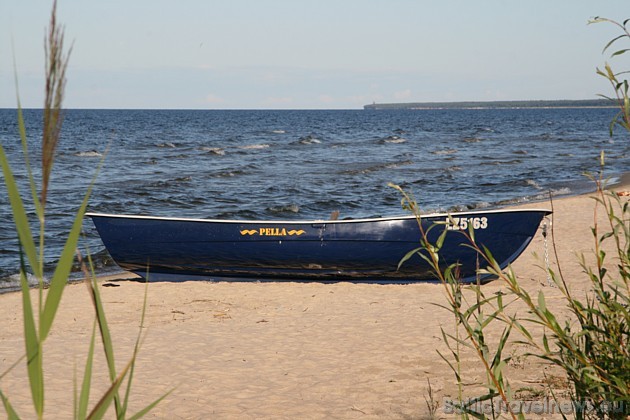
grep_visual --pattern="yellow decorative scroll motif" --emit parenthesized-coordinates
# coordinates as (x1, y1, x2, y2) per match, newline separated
(240, 227, 306, 236)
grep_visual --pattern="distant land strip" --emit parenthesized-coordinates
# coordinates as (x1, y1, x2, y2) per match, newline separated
(363, 99, 616, 110)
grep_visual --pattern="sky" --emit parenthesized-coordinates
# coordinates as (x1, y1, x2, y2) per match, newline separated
(1, 0, 629, 109)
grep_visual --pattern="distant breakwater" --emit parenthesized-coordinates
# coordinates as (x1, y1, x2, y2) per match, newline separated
(364, 99, 616, 110)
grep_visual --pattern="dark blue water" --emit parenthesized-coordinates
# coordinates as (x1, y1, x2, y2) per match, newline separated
(1, 108, 628, 289)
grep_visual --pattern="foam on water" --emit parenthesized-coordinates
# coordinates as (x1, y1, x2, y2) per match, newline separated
(238, 144, 270, 150)
(1, 272, 48, 293)
(74, 150, 103, 157)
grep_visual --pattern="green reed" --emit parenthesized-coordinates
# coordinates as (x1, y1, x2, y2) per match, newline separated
(589, 17, 630, 136)
(0, 2, 170, 418)
(390, 184, 525, 420)
(394, 169, 628, 419)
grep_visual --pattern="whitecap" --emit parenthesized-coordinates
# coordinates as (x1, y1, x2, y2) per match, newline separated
(384, 160, 413, 169)
(526, 179, 543, 189)
(201, 147, 225, 155)
(532, 187, 571, 201)
(432, 149, 457, 155)
(3, 272, 45, 291)
(300, 138, 321, 145)
(74, 150, 102, 157)
(268, 204, 300, 214)
(462, 201, 492, 210)
(381, 135, 406, 144)
(550, 187, 571, 196)
(239, 144, 270, 150)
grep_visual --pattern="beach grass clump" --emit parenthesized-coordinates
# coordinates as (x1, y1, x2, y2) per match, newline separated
(589, 17, 630, 136)
(390, 184, 527, 419)
(393, 166, 628, 420)
(394, 17, 630, 420)
(406, 174, 628, 419)
(0, 2, 169, 418)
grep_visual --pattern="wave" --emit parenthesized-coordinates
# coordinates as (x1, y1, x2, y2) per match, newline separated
(480, 159, 523, 166)
(379, 135, 406, 144)
(200, 147, 225, 155)
(431, 149, 457, 155)
(296, 135, 322, 145)
(525, 179, 543, 189)
(489, 186, 573, 208)
(212, 169, 247, 178)
(238, 144, 270, 150)
(385, 160, 414, 169)
(266, 204, 300, 214)
(529, 187, 571, 201)
(148, 176, 193, 189)
(214, 209, 262, 220)
(338, 160, 413, 175)
(0, 272, 46, 294)
(74, 150, 102, 157)
(462, 201, 492, 210)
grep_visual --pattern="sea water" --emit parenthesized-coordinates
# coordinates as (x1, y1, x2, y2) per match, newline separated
(0, 108, 628, 289)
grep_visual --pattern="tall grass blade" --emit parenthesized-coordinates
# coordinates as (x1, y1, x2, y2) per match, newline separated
(19, 254, 43, 416)
(0, 146, 41, 277)
(0, 355, 26, 383)
(78, 321, 97, 420)
(86, 360, 132, 420)
(491, 323, 512, 372)
(14, 100, 43, 221)
(121, 278, 150, 416)
(12, 51, 43, 221)
(602, 34, 627, 54)
(397, 247, 421, 270)
(0, 390, 20, 420)
(87, 270, 122, 415)
(128, 390, 174, 420)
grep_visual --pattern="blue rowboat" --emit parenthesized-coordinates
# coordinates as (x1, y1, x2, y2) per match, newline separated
(86, 208, 550, 283)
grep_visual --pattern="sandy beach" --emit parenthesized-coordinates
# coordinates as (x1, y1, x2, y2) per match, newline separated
(1, 179, 628, 419)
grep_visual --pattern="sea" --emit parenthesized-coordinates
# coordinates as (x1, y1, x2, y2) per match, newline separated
(0, 107, 628, 291)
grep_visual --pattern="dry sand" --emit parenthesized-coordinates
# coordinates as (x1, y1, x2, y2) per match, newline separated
(0, 180, 628, 419)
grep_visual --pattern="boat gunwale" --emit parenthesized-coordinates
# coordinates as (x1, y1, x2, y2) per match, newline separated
(85, 208, 552, 225)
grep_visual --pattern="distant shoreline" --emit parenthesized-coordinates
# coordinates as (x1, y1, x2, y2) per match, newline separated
(363, 99, 617, 110)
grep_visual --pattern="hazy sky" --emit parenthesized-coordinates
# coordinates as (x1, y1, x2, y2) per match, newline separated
(1, 1, 629, 109)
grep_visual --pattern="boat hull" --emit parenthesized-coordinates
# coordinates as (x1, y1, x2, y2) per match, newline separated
(86, 209, 550, 283)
